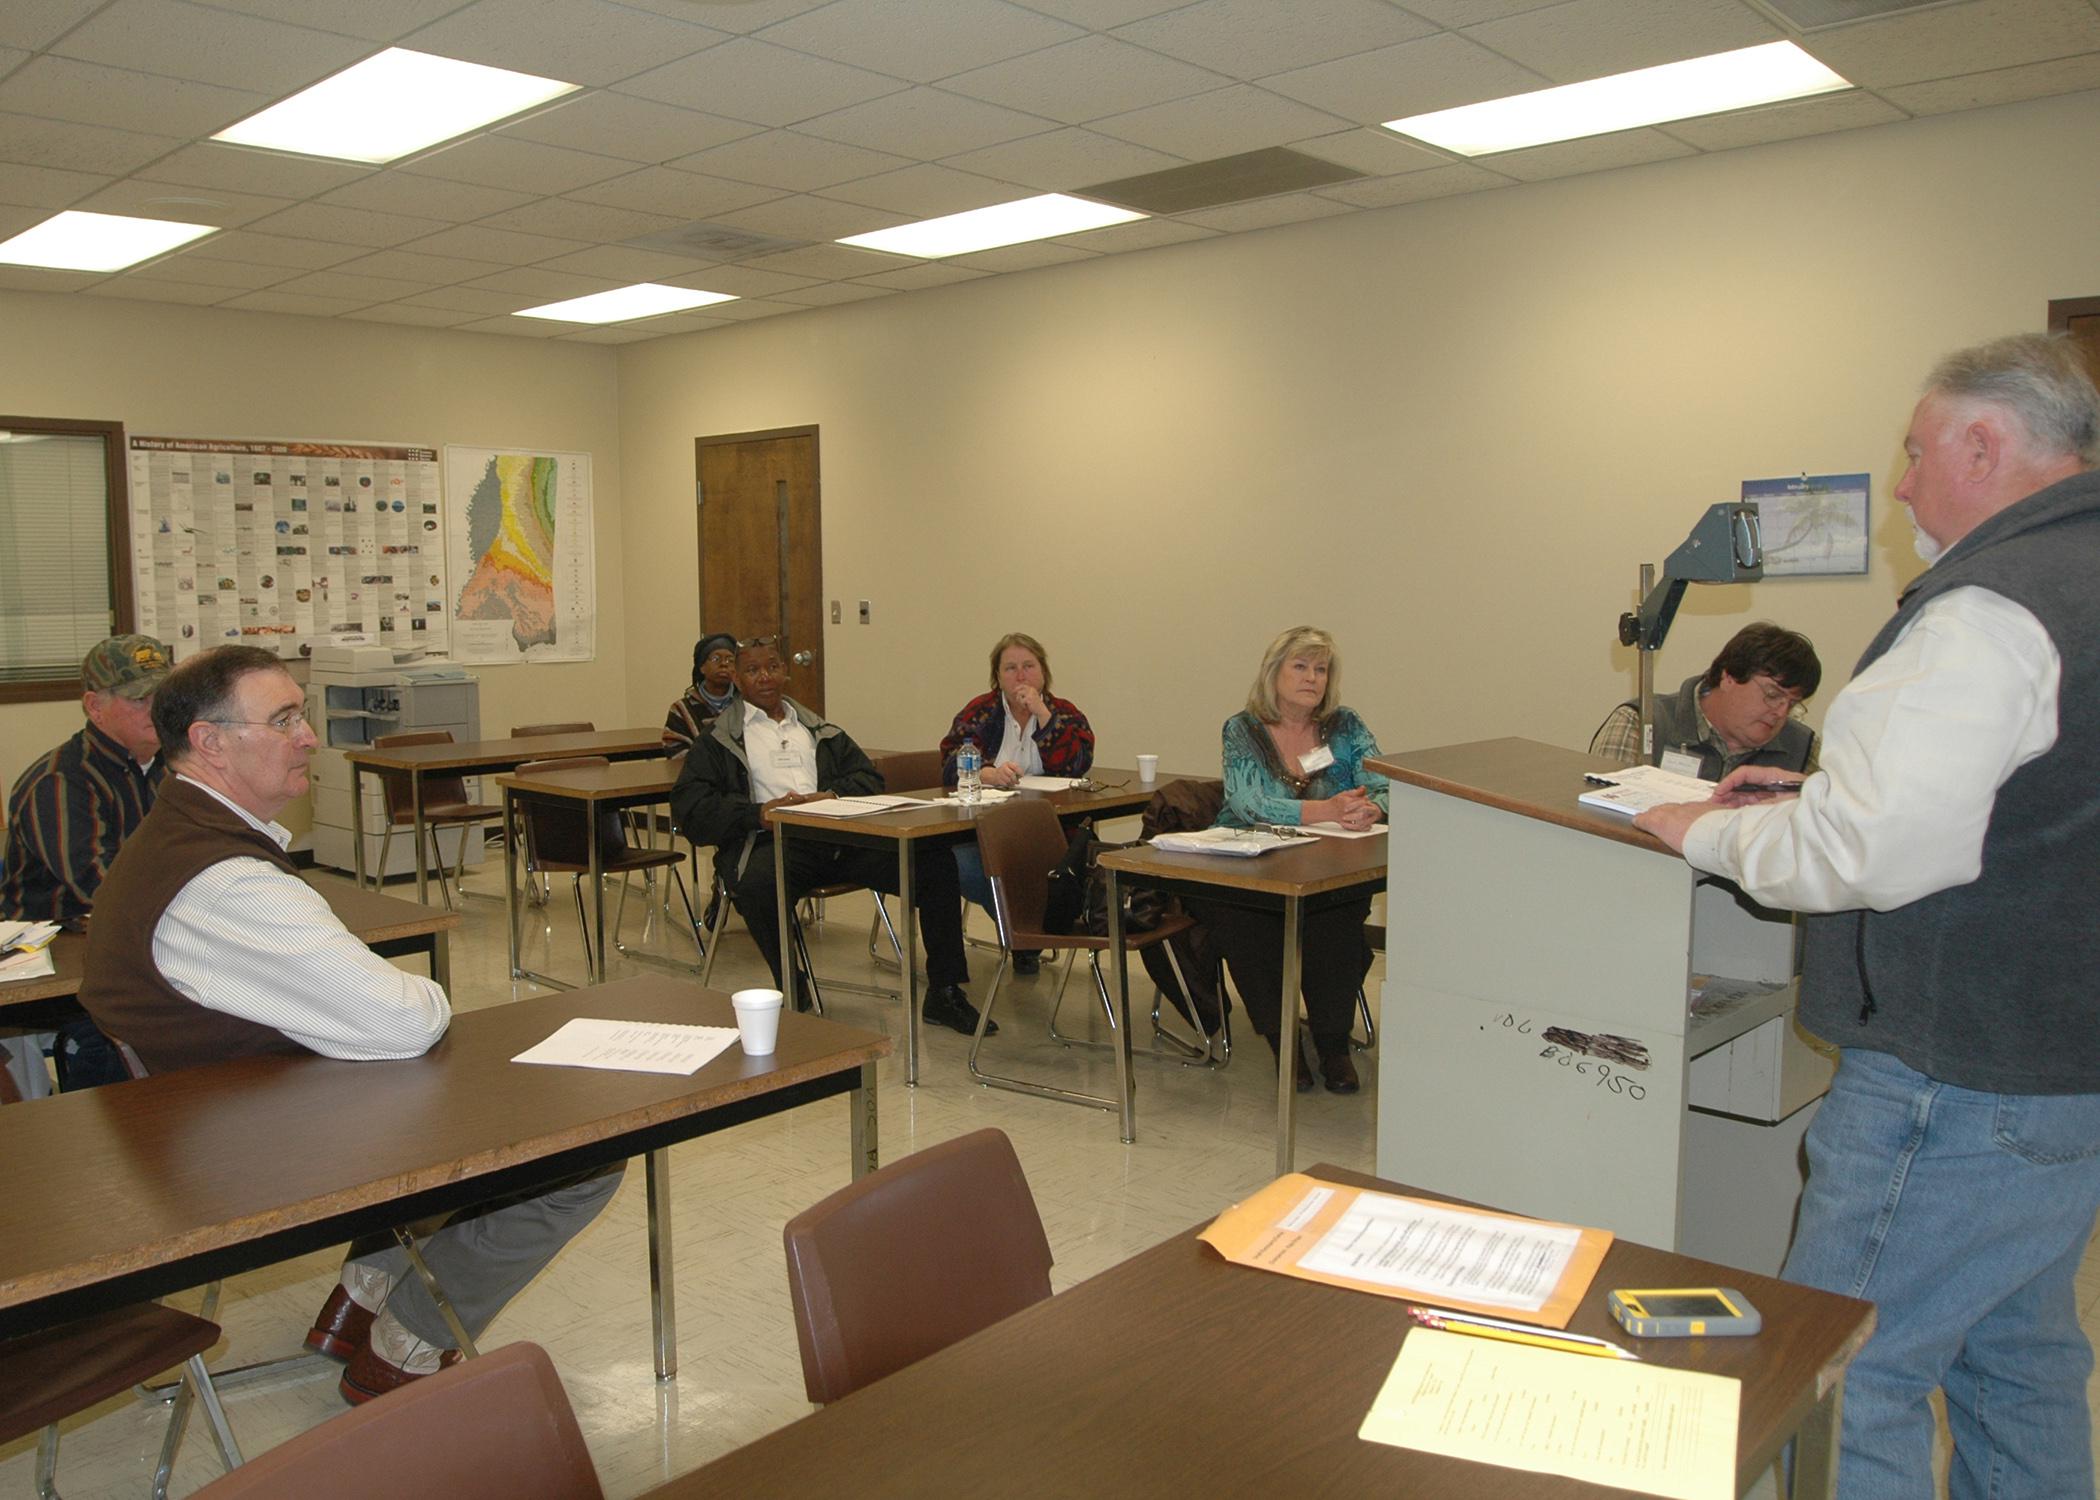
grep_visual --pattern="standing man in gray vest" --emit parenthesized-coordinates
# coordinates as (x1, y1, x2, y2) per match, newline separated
(1636, 333, 2100, 1499)
(1588, 621, 1822, 778)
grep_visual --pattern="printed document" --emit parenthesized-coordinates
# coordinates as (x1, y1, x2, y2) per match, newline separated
(514, 1018, 739, 1075)
(1360, 1329, 1738, 1500)
(1016, 775, 1083, 791)
(786, 795, 926, 818)
(1578, 764, 1715, 818)
(1298, 821, 1387, 839)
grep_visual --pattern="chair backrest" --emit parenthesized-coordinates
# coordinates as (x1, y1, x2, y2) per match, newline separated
(975, 799, 1070, 947)
(371, 730, 469, 816)
(189, 1343, 600, 1500)
(514, 756, 624, 868)
(869, 748, 942, 794)
(511, 722, 594, 738)
(784, 1128, 1052, 1404)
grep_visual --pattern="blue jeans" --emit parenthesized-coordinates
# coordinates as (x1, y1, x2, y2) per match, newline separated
(1782, 1047, 2100, 1500)
(953, 842, 992, 917)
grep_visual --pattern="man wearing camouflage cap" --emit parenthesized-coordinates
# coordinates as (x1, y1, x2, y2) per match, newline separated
(1, 633, 172, 1092)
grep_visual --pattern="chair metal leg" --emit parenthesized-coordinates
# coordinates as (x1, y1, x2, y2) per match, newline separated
(1149, 942, 1220, 1066)
(967, 952, 1119, 1113)
(787, 911, 827, 1017)
(393, 1228, 480, 1358)
(1354, 986, 1376, 1051)
(571, 876, 594, 977)
(422, 825, 455, 912)
(699, 874, 735, 986)
(149, 1362, 197, 1500)
(35, 1424, 59, 1500)
(376, 824, 394, 889)
(189, 1352, 244, 1472)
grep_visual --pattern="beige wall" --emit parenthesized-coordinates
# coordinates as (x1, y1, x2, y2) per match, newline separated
(615, 88, 2100, 779)
(0, 297, 624, 839)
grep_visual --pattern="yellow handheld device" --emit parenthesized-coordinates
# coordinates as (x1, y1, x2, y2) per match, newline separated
(1608, 1287, 1761, 1338)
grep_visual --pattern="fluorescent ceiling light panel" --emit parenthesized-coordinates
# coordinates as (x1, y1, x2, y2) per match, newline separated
(838, 194, 1145, 258)
(1385, 41, 1850, 157)
(515, 283, 739, 324)
(213, 48, 579, 165)
(0, 210, 216, 272)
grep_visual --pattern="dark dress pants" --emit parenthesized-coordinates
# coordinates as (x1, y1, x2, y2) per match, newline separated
(1199, 896, 1373, 1055)
(719, 833, 970, 993)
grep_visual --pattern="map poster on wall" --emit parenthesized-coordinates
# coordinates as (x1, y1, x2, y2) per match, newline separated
(1739, 472, 1871, 577)
(443, 446, 596, 665)
(128, 436, 447, 662)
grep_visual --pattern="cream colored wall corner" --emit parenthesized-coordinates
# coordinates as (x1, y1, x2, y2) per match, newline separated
(615, 89, 2100, 783)
(0, 298, 625, 841)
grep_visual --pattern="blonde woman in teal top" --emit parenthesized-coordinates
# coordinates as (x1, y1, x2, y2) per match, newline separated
(1206, 626, 1385, 1094)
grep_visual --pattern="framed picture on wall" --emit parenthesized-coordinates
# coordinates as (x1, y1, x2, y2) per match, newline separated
(1739, 473, 1870, 577)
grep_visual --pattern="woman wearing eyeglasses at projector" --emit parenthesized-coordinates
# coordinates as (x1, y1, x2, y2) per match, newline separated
(1208, 625, 1385, 1096)
(941, 632, 1094, 973)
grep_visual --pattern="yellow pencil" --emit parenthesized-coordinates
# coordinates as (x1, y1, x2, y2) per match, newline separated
(1407, 1306, 1641, 1362)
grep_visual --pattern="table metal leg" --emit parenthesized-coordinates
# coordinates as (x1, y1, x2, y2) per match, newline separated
(351, 761, 368, 890)
(1108, 866, 1136, 1143)
(646, 1148, 677, 1380)
(410, 770, 429, 905)
(589, 818, 607, 984)
(774, 822, 797, 1015)
(1276, 895, 1302, 1177)
(851, 1059, 878, 1179)
(1791, 1377, 1843, 1498)
(431, 929, 451, 993)
(504, 787, 524, 980)
(898, 838, 919, 1089)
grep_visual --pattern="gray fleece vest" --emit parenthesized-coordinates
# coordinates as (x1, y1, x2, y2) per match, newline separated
(1642, 675, 1815, 779)
(1798, 467, 2100, 1094)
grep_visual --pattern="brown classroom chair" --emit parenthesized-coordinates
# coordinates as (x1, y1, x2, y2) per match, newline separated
(783, 1128, 1052, 1404)
(370, 729, 503, 911)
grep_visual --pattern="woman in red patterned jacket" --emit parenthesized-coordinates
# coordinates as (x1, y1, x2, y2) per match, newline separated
(941, 633, 1094, 971)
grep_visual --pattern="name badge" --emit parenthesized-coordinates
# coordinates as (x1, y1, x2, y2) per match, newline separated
(771, 747, 803, 769)
(1299, 743, 1335, 774)
(1659, 747, 1704, 779)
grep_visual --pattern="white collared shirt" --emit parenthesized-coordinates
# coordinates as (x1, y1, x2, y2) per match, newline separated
(151, 775, 451, 1060)
(994, 701, 1044, 777)
(743, 699, 819, 804)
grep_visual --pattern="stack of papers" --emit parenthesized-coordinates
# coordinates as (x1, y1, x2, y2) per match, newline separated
(1298, 821, 1387, 840)
(0, 921, 60, 983)
(513, 1018, 739, 1075)
(933, 788, 1015, 805)
(1152, 827, 1300, 858)
(785, 794, 926, 819)
(1578, 764, 1715, 818)
(1016, 775, 1083, 791)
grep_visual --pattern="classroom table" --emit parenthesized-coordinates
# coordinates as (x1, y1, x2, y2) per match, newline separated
(767, 772, 1176, 1089)
(0, 976, 888, 1380)
(1097, 834, 1387, 1164)
(496, 758, 687, 990)
(644, 1163, 1874, 1500)
(0, 880, 459, 1095)
(345, 728, 669, 904)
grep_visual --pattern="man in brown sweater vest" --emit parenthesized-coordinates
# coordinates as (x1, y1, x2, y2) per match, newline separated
(83, 646, 620, 1405)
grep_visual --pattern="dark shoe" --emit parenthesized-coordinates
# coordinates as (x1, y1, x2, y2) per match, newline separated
(1263, 1032, 1315, 1092)
(339, 1340, 463, 1406)
(1320, 1051, 1360, 1095)
(1012, 951, 1041, 976)
(304, 1287, 375, 1363)
(923, 984, 997, 1037)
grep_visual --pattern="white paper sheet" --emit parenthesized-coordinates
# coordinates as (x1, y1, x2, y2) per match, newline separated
(1298, 821, 1388, 839)
(1016, 775, 1082, 790)
(1577, 764, 1716, 818)
(786, 796, 922, 818)
(512, 1018, 739, 1075)
(1295, 1190, 1581, 1312)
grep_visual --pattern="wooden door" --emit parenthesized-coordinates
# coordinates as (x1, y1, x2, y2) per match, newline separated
(695, 427, 824, 715)
(2048, 295, 2100, 381)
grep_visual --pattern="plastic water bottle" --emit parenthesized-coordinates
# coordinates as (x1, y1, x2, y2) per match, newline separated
(956, 742, 982, 804)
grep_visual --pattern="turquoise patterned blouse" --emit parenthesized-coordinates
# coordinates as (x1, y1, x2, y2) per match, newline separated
(1218, 708, 1390, 828)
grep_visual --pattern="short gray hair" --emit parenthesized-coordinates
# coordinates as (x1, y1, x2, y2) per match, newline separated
(1926, 333, 2099, 468)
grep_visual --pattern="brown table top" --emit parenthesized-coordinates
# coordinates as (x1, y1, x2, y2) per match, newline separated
(345, 728, 669, 775)
(0, 976, 887, 1333)
(1097, 830, 1387, 898)
(649, 1164, 1873, 1500)
(0, 880, 458, 1014)
(768, 769, 1187, 844)
(497, 759, 679, 804)
(1369, 737, 1672, 854)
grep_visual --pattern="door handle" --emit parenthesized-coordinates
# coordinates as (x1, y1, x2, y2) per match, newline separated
(793, 649, 814, 667)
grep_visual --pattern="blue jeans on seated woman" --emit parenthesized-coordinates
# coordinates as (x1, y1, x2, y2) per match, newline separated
(1781, 1046, 2100, 1500)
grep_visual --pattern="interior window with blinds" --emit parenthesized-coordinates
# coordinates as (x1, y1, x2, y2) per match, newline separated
(0, 419, 127, 693)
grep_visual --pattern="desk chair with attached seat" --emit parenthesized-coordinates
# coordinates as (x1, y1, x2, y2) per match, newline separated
(0, 1069, 244, 1500)
(514, 756, 702, 978)
(369, 730, 503, 911)
(189, 1343, 599, 1500)
(510, 722, 597, 903)
(969, 799, 1209, 1116)
(783, 1128, 1051, 1404)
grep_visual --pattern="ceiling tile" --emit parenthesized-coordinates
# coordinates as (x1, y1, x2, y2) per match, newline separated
(1116, 0, 1435, 79)
(0, 0, 108, 51)
(940, 35, 1230, 123)
(0, 263, 105, 292)
(82, 275, 234, 304)
(50, 0, 371, 94)
(943, 126, 1183, 190)
(658, 261, 816, 296)
(1088, 83, 1352, 157)
(1048, 215, 1214, 250)
(617, 37, 906, 126)
(75, 179, 295, 226)
(401, 0, 727, 87)
(1015, 0, 1195, 24)
(1178, 189, 1358, 230)
(669, 130, 913, 191)
(0, 111, 184, 175)
(270, 268, 435, 300)
(401, 136, 639, 195)
(341, 301, 485, 326)
(564, 164, 783, 217)
(138, 142, 373, 198)
(646, 306, 741, 330)
(1314, 160, 1515, 207)
(0, 202, 59, 239)
(699, 295, 801, 317)
(755, 0, 1082, 84)
(797, 86, 1061, 157)
(712, 191, 907, 239)
(316, 172, 538, 221)
(499, 91, 762, 161)
(1476, 126, 1695, 181)
(179, 228, 367, 267)
(184, 0, 470, 42)
(1261, 33, 1549, 122)
(222, 288, 377, 315)
(0, 161, 114, 209)
(1290, 125, 1449, 176)
(476, 196, 689, 242)
(451, 314, 571, 337)
(609, 0, 830, 31)
(535, 243, 720, 280)
(398, 285, 534, 314)
(395, 222, 597, 263)
(817, 162, 1024, 216)
(463, 265, 625, 297)
(850, 261, 991, 290)
(1661, 88, 1907, 149)
(0, 48, 25, 75)
(554, 322, 671, 342)
(1882, 49, 2100, 113)
(948, 239, 1097, 271)
(735, 240, 911, 278)
(1401, 0, 1562, 22)
(1462, 0, 1779, 84)
(128, 253, 296, 288)
(1801, 0, 2100, 89)
(0, 55, 269, 137)
(243, 201, 452, 247)
(767, 278, 896, 304)
(331, 247, 524, 283)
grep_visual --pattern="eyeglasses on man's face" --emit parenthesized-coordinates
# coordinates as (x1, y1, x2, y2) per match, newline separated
(1749, 676, 1807, 715)
(207, 708, 308, 735)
